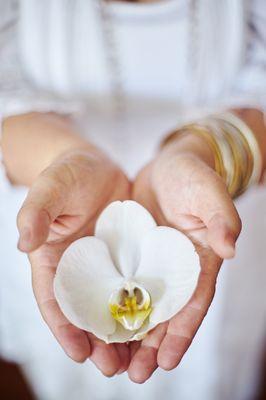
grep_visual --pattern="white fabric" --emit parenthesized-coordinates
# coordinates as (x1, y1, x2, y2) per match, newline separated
(0, 1, 266, 400)
(0, 0, 266, 118)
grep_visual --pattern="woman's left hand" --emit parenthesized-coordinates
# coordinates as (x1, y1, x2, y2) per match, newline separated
(127, 135, 242, 383)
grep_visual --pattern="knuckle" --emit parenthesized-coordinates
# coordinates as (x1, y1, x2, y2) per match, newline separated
(16, 203, 29, 227)
(66, 351, 87, 364)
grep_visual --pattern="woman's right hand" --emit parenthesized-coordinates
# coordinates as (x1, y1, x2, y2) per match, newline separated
(17, 147, 131, 376)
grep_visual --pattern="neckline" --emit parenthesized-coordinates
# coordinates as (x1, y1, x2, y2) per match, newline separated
(107, 0, 183, 19)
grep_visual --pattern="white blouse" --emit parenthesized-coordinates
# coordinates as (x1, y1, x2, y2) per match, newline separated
(0, 0, 266, 115)
(0, 0, 266, 177)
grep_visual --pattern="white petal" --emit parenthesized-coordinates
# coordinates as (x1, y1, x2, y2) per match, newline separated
(135, 227, 200, 325)
(107, 324, 136, 344)
(95, 200, 157, 278)
(107, 316, 152, 343)
(54, 237, 123, 341)
(131, 319, 155, 341)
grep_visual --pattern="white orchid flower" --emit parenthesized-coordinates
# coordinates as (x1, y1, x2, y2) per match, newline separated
(54, 201, 200, 343)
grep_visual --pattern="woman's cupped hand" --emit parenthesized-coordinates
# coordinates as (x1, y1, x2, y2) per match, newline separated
(128, 133, 241, 383)
(17, 147, 132, 376)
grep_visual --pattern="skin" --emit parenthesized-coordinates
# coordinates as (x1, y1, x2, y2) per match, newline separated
(2, 109, 265, 382)
(2, 113, 132, 376)
(1, 0, 266, 358)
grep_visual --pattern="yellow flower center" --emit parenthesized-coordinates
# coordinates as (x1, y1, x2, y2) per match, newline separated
(109, 284, 152, 331)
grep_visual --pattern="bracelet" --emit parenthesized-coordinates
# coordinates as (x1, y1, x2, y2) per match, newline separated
(193, 119, 235, 192)
(213, 117, 254, 196)
(215, 113, 262, 188)
(161, 112, 262, 198)
(201, 116, 253, 197)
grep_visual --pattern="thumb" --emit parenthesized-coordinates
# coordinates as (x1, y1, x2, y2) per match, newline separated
(201, 176, 242, 259)
(207, 211, 241, 259)
(17, 176, 64, 252)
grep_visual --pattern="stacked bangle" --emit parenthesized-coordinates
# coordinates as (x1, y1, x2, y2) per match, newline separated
(162, 112, 262, 198)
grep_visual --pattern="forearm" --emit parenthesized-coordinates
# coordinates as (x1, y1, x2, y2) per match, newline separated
(1, 112, 98, 186)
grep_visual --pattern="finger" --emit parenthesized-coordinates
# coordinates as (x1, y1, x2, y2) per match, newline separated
(30, 248, 91, 363)
(115, 343, 130, 374)
(129, 341, 141, 359)
(157, 260, 220, 370)
(88, 334, 121, 377)
(17, 174, 65, 252)
(193, 170, 241, 259)
(128, 323, 168, 383)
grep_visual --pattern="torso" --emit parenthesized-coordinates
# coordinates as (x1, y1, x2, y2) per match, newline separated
(18, 0, 189, 101)
(16, 0, 241, 176)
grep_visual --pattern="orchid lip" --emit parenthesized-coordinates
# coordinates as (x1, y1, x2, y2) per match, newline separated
(108, 281, 152, 331)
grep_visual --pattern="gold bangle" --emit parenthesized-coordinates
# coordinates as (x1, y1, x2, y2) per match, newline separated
(194, 116, 256, 198)
(196, 119, 236, 193)
(198, 118, 251, 198)
(217, 119, 254, 196)
(222, 129, 245, 197)
(215, 112, 262, 187)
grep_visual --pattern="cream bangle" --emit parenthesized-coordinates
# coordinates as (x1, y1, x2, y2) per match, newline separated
(214, 118, 254, 195)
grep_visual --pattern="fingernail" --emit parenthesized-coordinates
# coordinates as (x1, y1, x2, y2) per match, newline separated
(159, 352, 179, 371)
(18, 228, 31, 250)
(116, 368, 125, 375)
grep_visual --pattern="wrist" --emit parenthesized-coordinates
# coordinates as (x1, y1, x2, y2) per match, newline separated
(1, 112, 100, 186)
(46, 137, 101, 167)
(51, 144, 117, 178)
(160, 111, 263, 198)
(160, 131, 216, 170)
